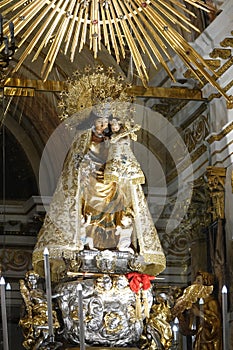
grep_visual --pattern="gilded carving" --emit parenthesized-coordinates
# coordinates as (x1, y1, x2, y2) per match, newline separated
(172, 271, 222, 350)
(203, 59, 221, 70)
(0, 249, 32, 273)
(217, 56, 233, 77)
(206, 166, 226, 220)
(19, 271, 60, 349)
(209, 48, 231, 59)
(183, 115, 209, 152)
(227, 95, 233, 109)
(220, 37, 233, 47)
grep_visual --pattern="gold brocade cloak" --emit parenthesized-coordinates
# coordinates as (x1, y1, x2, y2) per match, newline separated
(32, 129, 166, 281)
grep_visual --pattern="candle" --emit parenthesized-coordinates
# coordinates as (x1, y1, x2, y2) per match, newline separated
(43, 248, 54, 343)
(199, 297, 204, 325)
(222, 285, 228, 350)
(5, 283, 11, 341)
(172, 317, 179, 345)
(77, 283, 85, 350)
(0, 277, 9, 350)
(191, 315, 196, 345)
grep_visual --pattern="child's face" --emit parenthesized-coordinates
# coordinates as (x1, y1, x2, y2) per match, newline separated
(111, 123, 120, 133)
(121, 216, 132, 227)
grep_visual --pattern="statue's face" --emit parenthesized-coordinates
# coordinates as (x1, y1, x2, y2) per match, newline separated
(27, 273, 38, 287)
(121, 216, 132, 227)
(95, 118, 108, 134)
(111, 122, 120, 133)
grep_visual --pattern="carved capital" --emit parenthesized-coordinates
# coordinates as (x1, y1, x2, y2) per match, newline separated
(206, 166, 226, 220)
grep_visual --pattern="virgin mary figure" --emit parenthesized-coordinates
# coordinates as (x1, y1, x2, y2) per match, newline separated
(32, 69, 166, 281)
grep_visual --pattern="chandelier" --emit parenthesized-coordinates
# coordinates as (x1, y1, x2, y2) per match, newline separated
(0, 0, 231, 102)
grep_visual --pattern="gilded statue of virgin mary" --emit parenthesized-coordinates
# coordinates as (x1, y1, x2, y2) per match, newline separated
(32, 67, 166, 281)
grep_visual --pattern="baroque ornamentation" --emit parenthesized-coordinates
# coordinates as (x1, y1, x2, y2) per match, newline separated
(172, 271, 222, 350)
(203, 59, 221, 70)
(54, 275, 153, 347)
(183, 115, 209, 153)
(209, 48, 232, 59)
(220, 37, 233, 47)
(0, 249, 32, 273)
(206, 166, 226, 221)
(1, 0, 231, 101)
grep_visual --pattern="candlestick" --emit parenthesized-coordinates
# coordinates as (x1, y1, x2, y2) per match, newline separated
(43, 248, 54, 343)
(222, 285, 228, 350)
(0, 277, 9, 350)
(77, 283, 85, 350)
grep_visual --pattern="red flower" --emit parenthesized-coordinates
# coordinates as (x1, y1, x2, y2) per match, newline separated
(126, 272, 155, 293)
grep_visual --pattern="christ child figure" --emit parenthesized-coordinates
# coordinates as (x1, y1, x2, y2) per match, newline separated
(104, 119, 145, 185)
(115, 212, 135, 254)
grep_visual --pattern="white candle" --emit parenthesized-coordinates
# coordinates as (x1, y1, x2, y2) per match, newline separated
(199, 297, 204, 324)
(77, 283, 85, 350)
(43, 248, 54, 342)
(222, 285, 228, 350)
(0, 277, 9, 350)
(173, 317, 179, 344)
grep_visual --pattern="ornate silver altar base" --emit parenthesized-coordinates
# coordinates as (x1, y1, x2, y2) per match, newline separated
(71, 250, 143, 274)
(64, 347, 139, 349)
(55, 250, 153, 347)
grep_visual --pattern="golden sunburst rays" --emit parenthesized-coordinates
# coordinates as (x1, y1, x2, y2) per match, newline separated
(0, 0, 231, 101)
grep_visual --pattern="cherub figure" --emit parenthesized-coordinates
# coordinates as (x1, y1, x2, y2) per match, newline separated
(115, 212, 135, 254)
(19, 271, 59, 350)
(172, 271, 222, 350)
(79, 213, 97, 250)
(104, 119, 145, 184)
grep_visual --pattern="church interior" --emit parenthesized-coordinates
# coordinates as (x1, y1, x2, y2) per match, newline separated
(0, 0, 233, 349)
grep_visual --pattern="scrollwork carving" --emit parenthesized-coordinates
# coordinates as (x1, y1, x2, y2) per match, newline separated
(183, 115, 209, 152)
(0, 249, 32, 273)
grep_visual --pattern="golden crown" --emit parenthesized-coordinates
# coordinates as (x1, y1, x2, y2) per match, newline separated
(58, 66, 135, 124)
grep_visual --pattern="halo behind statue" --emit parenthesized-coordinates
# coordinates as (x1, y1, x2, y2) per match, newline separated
(58, 66, 134, 126)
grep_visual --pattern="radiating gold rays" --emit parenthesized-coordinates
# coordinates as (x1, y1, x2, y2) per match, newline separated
(0, 0, 231, 101)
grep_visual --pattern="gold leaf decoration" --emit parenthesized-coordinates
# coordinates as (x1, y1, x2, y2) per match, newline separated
(0, 0, 231, 101)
